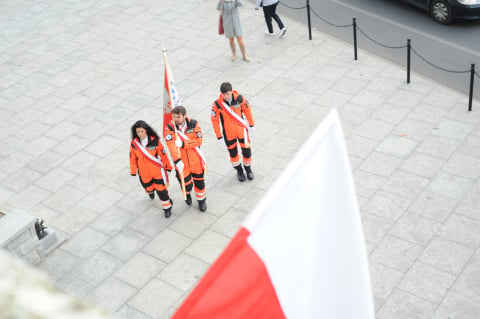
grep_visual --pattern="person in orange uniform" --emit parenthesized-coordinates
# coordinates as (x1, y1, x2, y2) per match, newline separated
(165, 106, 207, 212)
(130, 120, 173, 218)
(211, 82, 254, 182)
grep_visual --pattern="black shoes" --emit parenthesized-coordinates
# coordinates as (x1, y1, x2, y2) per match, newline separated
(164, 208, 171, 218)
(185, 193, 192, 205)
(164, 199, 173, 218)
(148, 192, 155, 199)
(244, 166, 254, 180)
(198, 199, 207, 212)
(235, 165, 246, 182)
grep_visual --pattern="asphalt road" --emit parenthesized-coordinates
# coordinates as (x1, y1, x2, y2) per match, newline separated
(258, 0, 480, 101)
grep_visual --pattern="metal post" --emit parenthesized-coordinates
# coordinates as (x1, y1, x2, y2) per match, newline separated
(469, 63, 475, 111)
(307, 0, 312, 40)
(353, 18, 357, 61)
(407, 39, 411, 84)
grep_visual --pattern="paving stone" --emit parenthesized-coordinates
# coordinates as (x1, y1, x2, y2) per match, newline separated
(211, 207, 249, 238)
(437, 213, 480, 249)
(99, 227, 149, 262)
(353, 118, 395, 141)
(371, 235, 424, 272)
(158, 253, 209, 291)
(419, 236, 473, 274)
(51, 204, 97, 236)
(398, 262, 456, 303)
(381, 171, 429, 199)
(442, 152, 480, 179)
(432, 118, 475, 141)
(143, 229, 192, 263)
(184, 230, 231, 264)
(400, 152, 445, 178)
(360, 152, 403, 177)
(416, 134, 460, 159)
(377, 288, 436, 319)
(426, 171, 473, 200)
(70, 250, 124, 287)
(113, 305, 151, 319)
(88, 276, 137, 314)
(369, 103, 411, 124)
(432, 291, 480, 319)
(353, 169, 388, 199)
(129, 279, 183, 319)
(388, 212, 442, 246)
(79, 186, 125, 213)
(363, 190, 410, 221)
(408, 190, 458, 223)
(62, 226, 110, 259)
(114, 252, 166, 289)
(368, 261, 404, 301)
(451, 265, 480, 302)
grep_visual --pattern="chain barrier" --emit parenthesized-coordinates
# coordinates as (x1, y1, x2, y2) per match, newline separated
(310, 7, 352, 28)
(279, 0, 477, 109)
(356, 25, 407, 49)
(410, 47, 470, 74)
(278, 1, 306, 10)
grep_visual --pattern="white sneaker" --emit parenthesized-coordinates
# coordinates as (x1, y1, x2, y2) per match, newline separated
(279, 28, 287, 37)
(264, 30, 274, 36)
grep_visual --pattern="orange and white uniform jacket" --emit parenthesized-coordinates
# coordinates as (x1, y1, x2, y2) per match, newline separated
(165, 117, 205, 174)
(211, 90, 254, 141)
(129, 135, 172, 184)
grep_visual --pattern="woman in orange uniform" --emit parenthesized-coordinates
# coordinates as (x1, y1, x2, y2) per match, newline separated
(130, 120, 173, 218)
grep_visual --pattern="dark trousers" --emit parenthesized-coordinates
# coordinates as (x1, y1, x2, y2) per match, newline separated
(263, 2, 285, 33)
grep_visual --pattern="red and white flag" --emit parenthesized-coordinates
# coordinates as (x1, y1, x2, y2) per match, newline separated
(172, 109, 375, 319)
(163, 50, 181, 137)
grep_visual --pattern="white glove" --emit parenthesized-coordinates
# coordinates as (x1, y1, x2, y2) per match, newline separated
(218, 137, 224, 143)
(175, 160, 184, 173)
(175, 139, 183, 148)
(249, 126, 255, 135)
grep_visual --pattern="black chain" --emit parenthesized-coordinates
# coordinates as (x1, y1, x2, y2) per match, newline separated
(278, 1, 306, 10)
(356, 25, 407, 49)
(410, 47, 471, 74)
(310, 7, 352, 28)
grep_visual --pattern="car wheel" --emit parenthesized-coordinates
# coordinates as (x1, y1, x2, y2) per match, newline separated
(430, 0, 453, 24)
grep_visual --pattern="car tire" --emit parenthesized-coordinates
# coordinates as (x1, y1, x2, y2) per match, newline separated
(430, 0, 453, 24)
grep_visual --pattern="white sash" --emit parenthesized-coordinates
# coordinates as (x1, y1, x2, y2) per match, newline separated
(133, 139, 169, 183)
(220, 101, 250, 146)
(177, 130, 207, 170)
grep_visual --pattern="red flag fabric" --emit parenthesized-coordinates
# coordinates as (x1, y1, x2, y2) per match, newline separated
(172, 110, 375, 319)
(163, 51, 180, 137)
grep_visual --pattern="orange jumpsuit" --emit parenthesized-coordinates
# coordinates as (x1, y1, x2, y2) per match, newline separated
(165, 118, 206, 201)
(211, 90, 254, 167)
(130, 135, 172, 210)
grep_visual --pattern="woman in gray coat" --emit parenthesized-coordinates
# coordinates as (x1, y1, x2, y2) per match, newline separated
(218, 0, 250, 62)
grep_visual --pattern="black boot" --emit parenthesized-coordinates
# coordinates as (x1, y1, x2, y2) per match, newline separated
(148, 192, 155, 199)
(244, 165, 254, 180)
(185, 193, 192, 205)
(164, 198, 173, 218)
(164, 208, 171, 218)
(198, 199, 207, 212)
(235, 165, 246, 182)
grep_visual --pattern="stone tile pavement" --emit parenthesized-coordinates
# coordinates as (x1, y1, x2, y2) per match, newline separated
(1, 0, 480, 318)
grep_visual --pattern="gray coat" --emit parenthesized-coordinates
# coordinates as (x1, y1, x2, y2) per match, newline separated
(217, 0, 244, 38)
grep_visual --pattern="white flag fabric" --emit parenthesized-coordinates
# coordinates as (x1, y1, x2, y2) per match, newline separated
(172, 109, 375, 319)
(162, 51, 181, 137)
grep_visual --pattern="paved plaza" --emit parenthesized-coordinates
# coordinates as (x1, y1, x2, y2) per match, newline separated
(1, 0, 480, 318)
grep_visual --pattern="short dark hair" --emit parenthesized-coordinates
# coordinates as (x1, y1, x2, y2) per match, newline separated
(220, 82, 233, 93)
(172, 105, 186, 116)
(131, 120, 158, 140)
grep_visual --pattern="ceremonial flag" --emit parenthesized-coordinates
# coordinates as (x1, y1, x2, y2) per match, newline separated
(163, 49, 181, 137)
(171, 109, 375, 319)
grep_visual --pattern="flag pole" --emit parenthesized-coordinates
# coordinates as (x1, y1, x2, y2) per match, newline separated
(163, 47, 187, 200)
